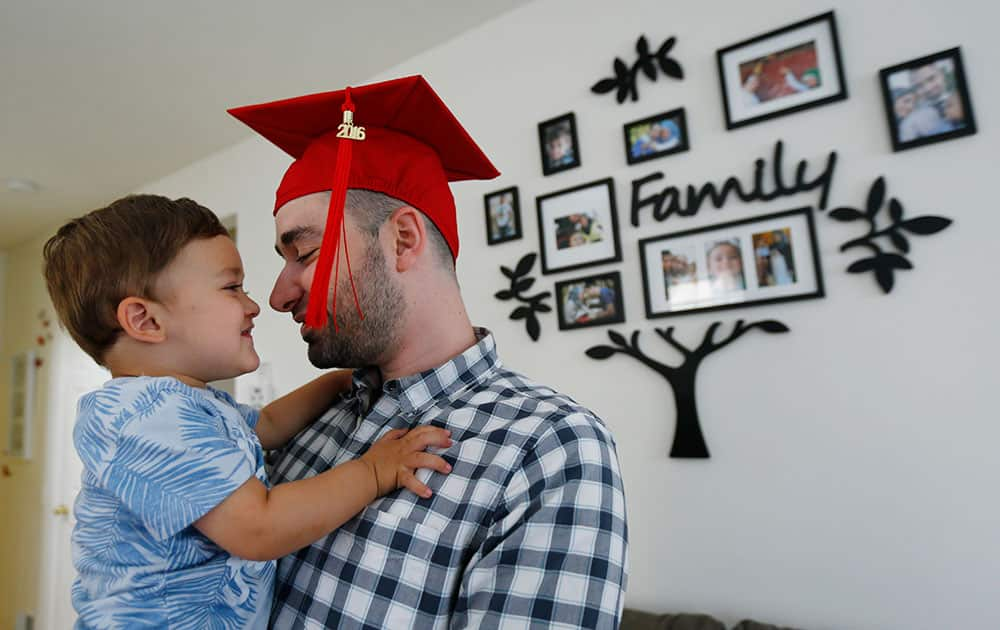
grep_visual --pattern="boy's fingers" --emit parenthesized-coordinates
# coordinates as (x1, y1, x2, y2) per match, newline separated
(378, 428, 407, 442)
(404, 453, 452, 475)
(398, 472, 433, 499)
(404, 427, 453, 450)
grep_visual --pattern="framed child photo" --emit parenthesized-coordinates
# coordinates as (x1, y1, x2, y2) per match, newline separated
(623, 107, 690, 165)
(639, 206, 824, 318)
(717, 11, 848, 130)
(484, 186, 522, 245)
(879, 47, 977, 152)
(538, 112, 581, 176)
(536, 178, 622, 275)
(555, 271, 626, 331)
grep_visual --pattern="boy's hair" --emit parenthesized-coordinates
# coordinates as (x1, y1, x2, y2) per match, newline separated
(43, 194, 229, 366)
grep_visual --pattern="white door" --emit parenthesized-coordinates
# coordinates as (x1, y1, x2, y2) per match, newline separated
(35, 329, 108, 630)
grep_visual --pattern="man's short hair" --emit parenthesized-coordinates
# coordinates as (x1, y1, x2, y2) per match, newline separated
(345, 189, 456, 273)
(42, 194, 228, 365)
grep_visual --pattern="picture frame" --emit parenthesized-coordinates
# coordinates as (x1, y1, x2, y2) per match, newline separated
(7, 350, 36, 459)
(878, 47, 977, 152)
(717, 11, 847, 130)
(536, 177, 622, 275)
(555, 271, 626, 331)
(639, 206, 824, 318)
(538, 112, 581, 176)
(623, 107, 690, 165)
(483, 186, 522, 245)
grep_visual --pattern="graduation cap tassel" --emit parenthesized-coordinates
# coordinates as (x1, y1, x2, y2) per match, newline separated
(305, 88, 364, 331)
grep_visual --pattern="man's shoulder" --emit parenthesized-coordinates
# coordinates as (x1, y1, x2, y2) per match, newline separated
(469, 366, 612, 443)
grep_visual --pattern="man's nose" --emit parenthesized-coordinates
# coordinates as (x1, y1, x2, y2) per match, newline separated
(269, 267, 301, 313)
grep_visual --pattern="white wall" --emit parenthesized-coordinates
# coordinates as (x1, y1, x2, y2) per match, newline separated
(140, 0, 1000, 627)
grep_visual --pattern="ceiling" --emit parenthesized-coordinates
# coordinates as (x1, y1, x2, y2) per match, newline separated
(0, 0, 530, 250)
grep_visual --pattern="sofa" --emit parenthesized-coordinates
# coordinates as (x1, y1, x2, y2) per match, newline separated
(621, 608, 804, 630)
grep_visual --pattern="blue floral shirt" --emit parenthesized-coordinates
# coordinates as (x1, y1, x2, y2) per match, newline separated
(71, 376, 274, 629)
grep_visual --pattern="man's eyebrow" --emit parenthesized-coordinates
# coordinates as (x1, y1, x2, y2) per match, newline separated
(275, 225, 322, 258)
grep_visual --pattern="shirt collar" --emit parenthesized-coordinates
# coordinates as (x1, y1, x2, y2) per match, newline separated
(349, 327, 500, 417)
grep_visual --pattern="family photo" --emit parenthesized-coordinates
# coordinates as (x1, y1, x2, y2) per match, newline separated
(538, 112, 581, 175)
(739, 41, 821, 107)
(880, 48, 977, 151)
(624, 108, 690, 165)
(555, 272, 625, 330)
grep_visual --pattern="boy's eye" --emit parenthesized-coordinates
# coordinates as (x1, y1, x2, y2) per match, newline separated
(225, 284, 247, 294)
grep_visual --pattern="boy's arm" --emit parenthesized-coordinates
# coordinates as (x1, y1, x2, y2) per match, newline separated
(254, 369, 354, 450)
(195, 426, 452, 562)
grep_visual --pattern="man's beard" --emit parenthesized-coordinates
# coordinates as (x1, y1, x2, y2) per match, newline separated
(303, 240, 404, 369)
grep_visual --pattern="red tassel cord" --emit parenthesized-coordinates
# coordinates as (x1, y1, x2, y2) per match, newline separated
(304, 87, 366, 331)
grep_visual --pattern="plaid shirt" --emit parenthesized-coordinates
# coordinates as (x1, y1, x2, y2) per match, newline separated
(268, 329, 628, 629)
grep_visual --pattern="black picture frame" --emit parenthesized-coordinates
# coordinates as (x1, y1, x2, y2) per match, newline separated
(878, 47, 977, 153)
(555, 271, 626, 331)
(536, 177, 622, 275)
(538, 112, 581, 176)
(483, 186, 522, 245)
(623, 107, 690, 165)
(716, 11, 848, 130)
(638, 206, 824, 318)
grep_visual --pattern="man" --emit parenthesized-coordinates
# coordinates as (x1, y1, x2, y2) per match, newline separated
(229, 76, 628, 629)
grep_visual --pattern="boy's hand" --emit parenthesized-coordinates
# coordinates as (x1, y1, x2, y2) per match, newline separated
(360, 426, 453, 499)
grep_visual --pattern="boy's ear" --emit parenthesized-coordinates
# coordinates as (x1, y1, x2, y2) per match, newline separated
(389, 205, 427, 272)
(116, 297, 166, 343)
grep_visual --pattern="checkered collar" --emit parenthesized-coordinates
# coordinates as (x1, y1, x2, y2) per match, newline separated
(347, 327, 499, 418)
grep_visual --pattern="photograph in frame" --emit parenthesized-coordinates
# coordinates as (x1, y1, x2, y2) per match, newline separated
(536, 178, 622, 275)
(623, 108, 690, 165)
(639, 207, 824, 318)
(879, 47, 977, 152)
(717, 11, 847, 129)
(484, 186, 522, 245)
(538, 112, 581, 176)
(555, 271, 626, 331)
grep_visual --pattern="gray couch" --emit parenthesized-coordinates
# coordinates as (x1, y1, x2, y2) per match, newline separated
(621, 608, 803, 630)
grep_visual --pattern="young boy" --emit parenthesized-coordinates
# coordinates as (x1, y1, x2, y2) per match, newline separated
(42, 194, 453, 629)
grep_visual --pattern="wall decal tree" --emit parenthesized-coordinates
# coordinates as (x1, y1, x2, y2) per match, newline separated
(586, 320, 789, 457)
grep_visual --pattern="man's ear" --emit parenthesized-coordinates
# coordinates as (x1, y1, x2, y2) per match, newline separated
(389, 206, 427, 272)
(116, 297, 166, 344)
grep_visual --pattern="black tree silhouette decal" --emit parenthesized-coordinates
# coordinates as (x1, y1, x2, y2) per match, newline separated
(591, 35, 684, 104)
(586, 320, 789, 458)
(829, 177, 952, 293)
(494, 253, 552, 341)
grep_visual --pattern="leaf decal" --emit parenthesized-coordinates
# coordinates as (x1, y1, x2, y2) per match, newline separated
(591, 78, 618, 95)
(526, 315, 540, 341)
(586, 345, 616, 360)
(659, 58, 684, 80)
(829, 207, 865, 222)
(513, 278, 535, 292)
(608, 330, 627, 347)
(514, 253, 536, 277)
(888, 198, 904, 222)
(510, 306, 531, 320)
(756, 320, 790, 333)
(899, 216, 952, 235)
(494, 289, 514, 300)
(889, 231, 910, 254)
(866, 177, 886, 218)
(847, 257, 878, 273)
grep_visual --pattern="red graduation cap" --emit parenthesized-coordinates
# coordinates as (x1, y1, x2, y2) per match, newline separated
(227, 75, 499, 329)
